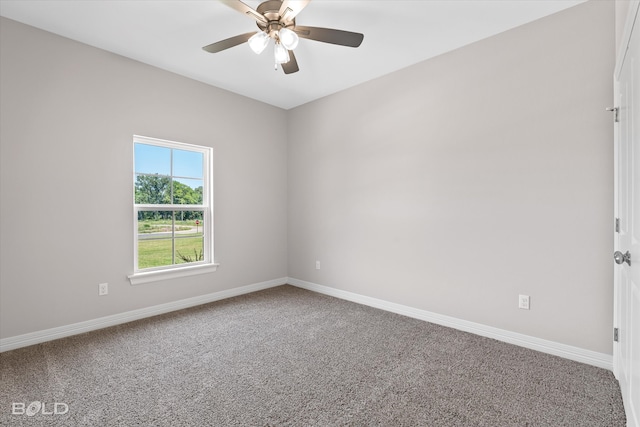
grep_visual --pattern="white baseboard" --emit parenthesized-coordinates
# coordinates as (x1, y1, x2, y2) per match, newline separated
(287, 278, 613, 371)
(0, 277, 287, 353)
(1, 276, 614, 372)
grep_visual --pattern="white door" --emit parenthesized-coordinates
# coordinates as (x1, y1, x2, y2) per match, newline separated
(614, 3, 640, 426)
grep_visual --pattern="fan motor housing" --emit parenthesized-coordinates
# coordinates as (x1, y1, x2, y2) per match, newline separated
(256, 0, 295, 36)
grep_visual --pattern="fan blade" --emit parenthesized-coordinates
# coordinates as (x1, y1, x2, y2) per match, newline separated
(202, 32, 255, 53)
(294, 26, 363, 47)
(220, 0, 267, 25)
(278, 0, 311, 23)
(282, 50, 299, 74)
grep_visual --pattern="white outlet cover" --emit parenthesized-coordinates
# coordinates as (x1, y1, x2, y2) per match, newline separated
(518, 295, 530, 310)
(99, 283, 108, 296)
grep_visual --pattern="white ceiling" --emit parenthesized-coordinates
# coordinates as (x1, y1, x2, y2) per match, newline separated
(0, 0, 585, 110)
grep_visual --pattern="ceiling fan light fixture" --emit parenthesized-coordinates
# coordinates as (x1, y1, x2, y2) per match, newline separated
(278, 27, 299, 50)
(248, 31, 270, 54)
(206, 0, 365, 75)
(274, 41, 290, 64)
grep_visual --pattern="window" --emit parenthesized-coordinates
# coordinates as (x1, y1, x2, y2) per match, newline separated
(129, 135, 216, 284)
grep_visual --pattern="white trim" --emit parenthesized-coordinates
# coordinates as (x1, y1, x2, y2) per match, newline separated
(128, 262, 219, 285)
(132, 134, 214, 273)
(613, 4, 640, 426)
(2, 276, 613, 371)
(133, 134, 210, 153)
(613, 74, 621, 379)
(287, 278, 613, 371)
(0, 277, 287, 353)
(614, 0, 640, 79)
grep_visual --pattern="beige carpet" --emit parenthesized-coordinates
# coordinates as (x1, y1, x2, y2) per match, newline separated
(0, 285, 626, 426)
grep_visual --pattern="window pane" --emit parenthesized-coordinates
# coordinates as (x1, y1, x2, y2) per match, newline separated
(175, 236, 204, 264)
(132, 136, 212, 275)
(137, 211, 173, 269)
(173, 149, 203, 179)
(135, 143, 170, 175)
(172, 178, 203, 204)
(135, 174, 171, 204)
(176, 237, 204, 264)
(174, 211, 204, 264)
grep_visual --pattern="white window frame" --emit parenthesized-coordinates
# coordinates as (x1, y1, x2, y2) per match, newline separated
(128, 135, 217, 285)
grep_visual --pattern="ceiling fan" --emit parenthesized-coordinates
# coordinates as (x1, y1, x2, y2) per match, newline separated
(203, 0, 364, 74)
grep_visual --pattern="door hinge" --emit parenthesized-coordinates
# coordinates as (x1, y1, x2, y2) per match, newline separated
(606, 107, 619, 123)
(614, 327, 619, 342)
(615, 218, 620, 233)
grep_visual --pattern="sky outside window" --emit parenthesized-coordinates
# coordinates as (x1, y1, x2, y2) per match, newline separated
(135, 143, 203, 189)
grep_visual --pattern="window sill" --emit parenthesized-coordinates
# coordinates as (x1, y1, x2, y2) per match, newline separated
(128, 263, 219, 285)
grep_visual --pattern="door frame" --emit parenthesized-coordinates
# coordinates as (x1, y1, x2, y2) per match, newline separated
(613, 2, 639, 427)
(613, 0, 639, 378)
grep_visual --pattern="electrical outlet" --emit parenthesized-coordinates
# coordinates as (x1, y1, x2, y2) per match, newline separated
(315, 260, 321, 270)
(518, 294, 530, 310)
(99, 283, 108, 296)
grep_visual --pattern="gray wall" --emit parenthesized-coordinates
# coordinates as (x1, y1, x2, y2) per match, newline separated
(0, 17, 288, 339)
(1, 0, 617, 356)
(287, 0, 615, 354)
